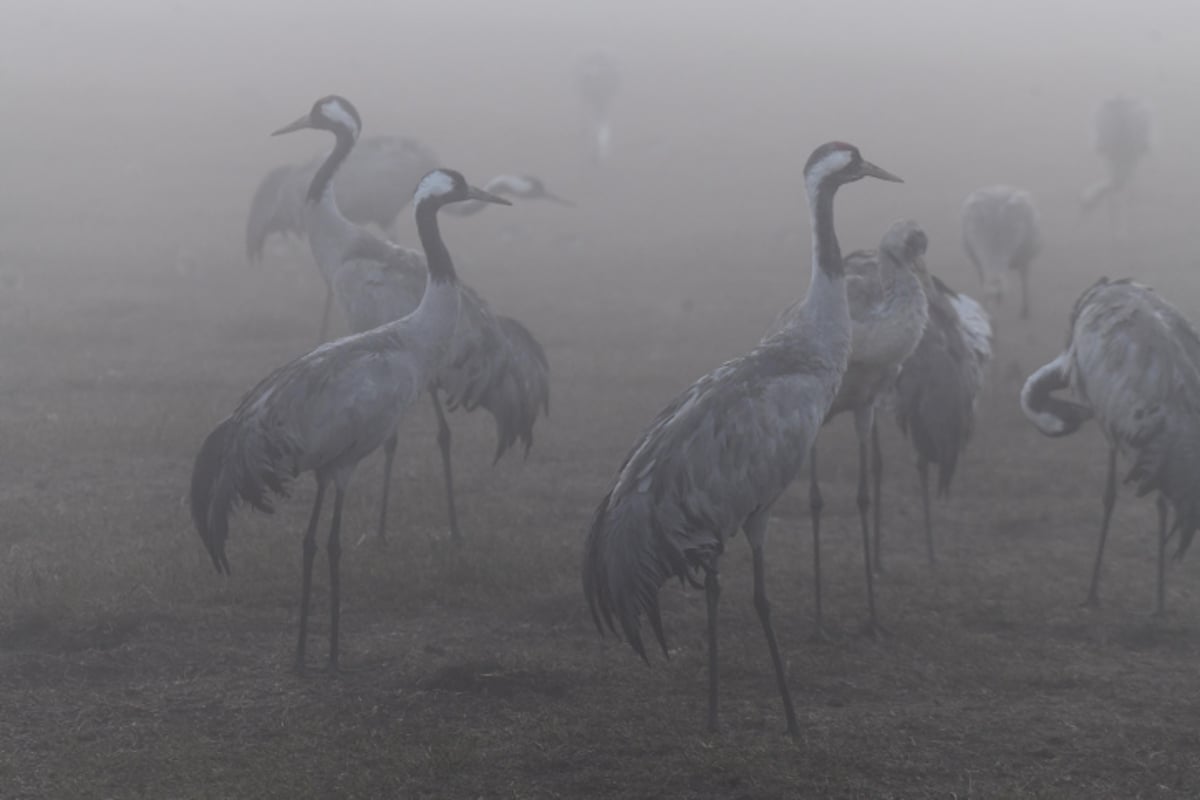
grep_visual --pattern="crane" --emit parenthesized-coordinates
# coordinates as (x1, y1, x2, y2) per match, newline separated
(190, 167, 510, 671)
(1020, 277, 1200, 614)
(962, 185, 1040, 319)
(272, 95, 551, 544)
(576, 51, 620, 163)
(583, 142, 902, 735)
(888, 272, 992, 566)
(1082, 95, 1151, 232)
(773, 221, 929, 638)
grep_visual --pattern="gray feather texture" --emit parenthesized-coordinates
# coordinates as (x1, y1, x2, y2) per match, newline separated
(245, 135, 439, 262)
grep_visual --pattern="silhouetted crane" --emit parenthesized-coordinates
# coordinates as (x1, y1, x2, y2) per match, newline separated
(576, 51, 620, 163)
(1082, 95, 1151, 232)
(1021, 277, 1200, 614)
(583, 142, 902, 735)
(190, 168, 510, 671)
(962, 185, 1040, 319)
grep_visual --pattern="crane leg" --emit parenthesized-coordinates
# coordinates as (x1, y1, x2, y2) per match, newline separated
(704, 565, 721, 734)
(431, 392, 462, 544)
(808, 444, 829, 642)
(871, 418, 884, 574)
(317, 286, 334, 343)
(326, 485, 346, 671)
(1086, 446, 1118, 608)
(746, 512, 799, 737)
(295, 478, 327, 673)
(855, 408, 881, 637)
(918, 459, 935, 565)
(1154, 494, 1169, 617)
(373, 433, 398, 543)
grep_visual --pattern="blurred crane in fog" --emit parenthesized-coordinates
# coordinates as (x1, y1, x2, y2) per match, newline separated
(576, 51, 620, 163)
(273, 96, 551, 545)
(190, 167, 510, 671)
(888, 272, 992, 567)
(962, 186, 1040, 319)
(772, 221, 929, 638)
(584, 142, 903, 736)
(1021, 277, 1200, 615)
(246, 135, 439, 263)
(1082, 96, 1151, 234)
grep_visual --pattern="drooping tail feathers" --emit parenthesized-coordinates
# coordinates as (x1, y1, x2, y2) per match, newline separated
(1124, 408, 1200, 560)
(583, 489, 706, 662)
(189, 414, 295, 574)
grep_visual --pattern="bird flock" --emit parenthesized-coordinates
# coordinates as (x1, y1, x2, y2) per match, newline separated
(182, 73, 1197, 734)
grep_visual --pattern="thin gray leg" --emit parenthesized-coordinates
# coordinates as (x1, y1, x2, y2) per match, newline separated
(296, 478, 327, 672)
(375, 433, 398, 542)
(1154, 494, 1169, 617)
(871, 418, 884, 573)
(918, 459, 935, 565)
(854, 407, 880, 635)
(1086, 446, 1118, 607)
(745, 512, 799, 736)
(431, 392, 462, 544)
(807, 444, 828, 641)
(327, 485, 346, 670)
(705, 566, 721, 734)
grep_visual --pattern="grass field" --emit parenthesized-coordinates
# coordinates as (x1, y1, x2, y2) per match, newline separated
(4, 167, 1200, 799)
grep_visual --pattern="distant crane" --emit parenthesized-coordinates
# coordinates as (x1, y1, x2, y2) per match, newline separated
(772, 221, 929, 638)
(273, 95, 551, 544)
(1021, 277, 1200, 615)
(190, 167, 511, 671)
(1082, 95, 1151, 231)
(962, 186, 1040, 319)
(889, 272, 992, 566)
(576, 51, 620, 163)
(583, 142, 902, 735)
(444, 174, 572, 217)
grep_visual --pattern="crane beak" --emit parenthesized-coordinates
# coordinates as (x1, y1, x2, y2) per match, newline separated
(271, 113, 314, 136)
(858, 160, 903, 183)
(542, 191, 575, 208)
(467, 186, 513, 206)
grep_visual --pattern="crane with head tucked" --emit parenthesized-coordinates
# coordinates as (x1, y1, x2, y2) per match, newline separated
(190, 167, 510, 671)
(273, 95, 551, 545)
(888, 272, 992, 567)
(962, 185, 1040, 320)
(583, 142, 902, 735)
(773, 220, 929, 639)
(1021, 277, 1200, 615)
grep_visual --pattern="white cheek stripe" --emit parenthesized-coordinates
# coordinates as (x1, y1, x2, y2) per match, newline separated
(804, 149, 853, 198)
(414, 171, 455, 203)
(322, 100, 360, 137)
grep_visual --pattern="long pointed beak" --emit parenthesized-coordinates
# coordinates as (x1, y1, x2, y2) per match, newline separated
(271, 113, 313, 137)
(467, 185, 513, 206)
(859, 160, 903, 183)
(542, 191, 575, 208)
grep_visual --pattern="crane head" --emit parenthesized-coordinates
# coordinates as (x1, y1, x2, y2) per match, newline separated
(272, 95, 362, 140)
(803, 142, 902, 198)
(880, 219, 929, 275)
(415, 169, 514, 209)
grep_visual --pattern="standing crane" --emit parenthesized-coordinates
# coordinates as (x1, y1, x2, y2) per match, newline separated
(962, 185, 1040, 319)
(576, 51, 620, 163)
(1020, 277, 1200, 615)
(583, 142, 902, 735)
(1082, 95, 1151, 231)
(889, 272, 992, 566)
(273, 95, 551, 545)
(772, 221, 929, 638)
(190, 167, 511, 671)
(246, 135, 439, 263)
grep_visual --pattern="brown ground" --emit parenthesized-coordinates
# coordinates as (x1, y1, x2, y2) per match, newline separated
(5, 18, 1200, 796)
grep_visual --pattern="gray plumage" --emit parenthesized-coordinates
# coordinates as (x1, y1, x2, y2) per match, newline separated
(962, 185, 1040, 319)
(1083, 95, 1151, 215)
(1021, 277, 1200, 614)
(576, 51, 620, 163)
(191, 163, 508, 669)
(246, 135, 440, 262)
(583, 142, 903, 736)
(892, 272, 992, 564)
(775, 221, 930, 635)
(272, 95, 547, 544)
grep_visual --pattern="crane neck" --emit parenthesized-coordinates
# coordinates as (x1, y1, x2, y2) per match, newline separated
(809, 184, 844, 280)
(306, 126, 356, 205)
(415, 200, 458, 286)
